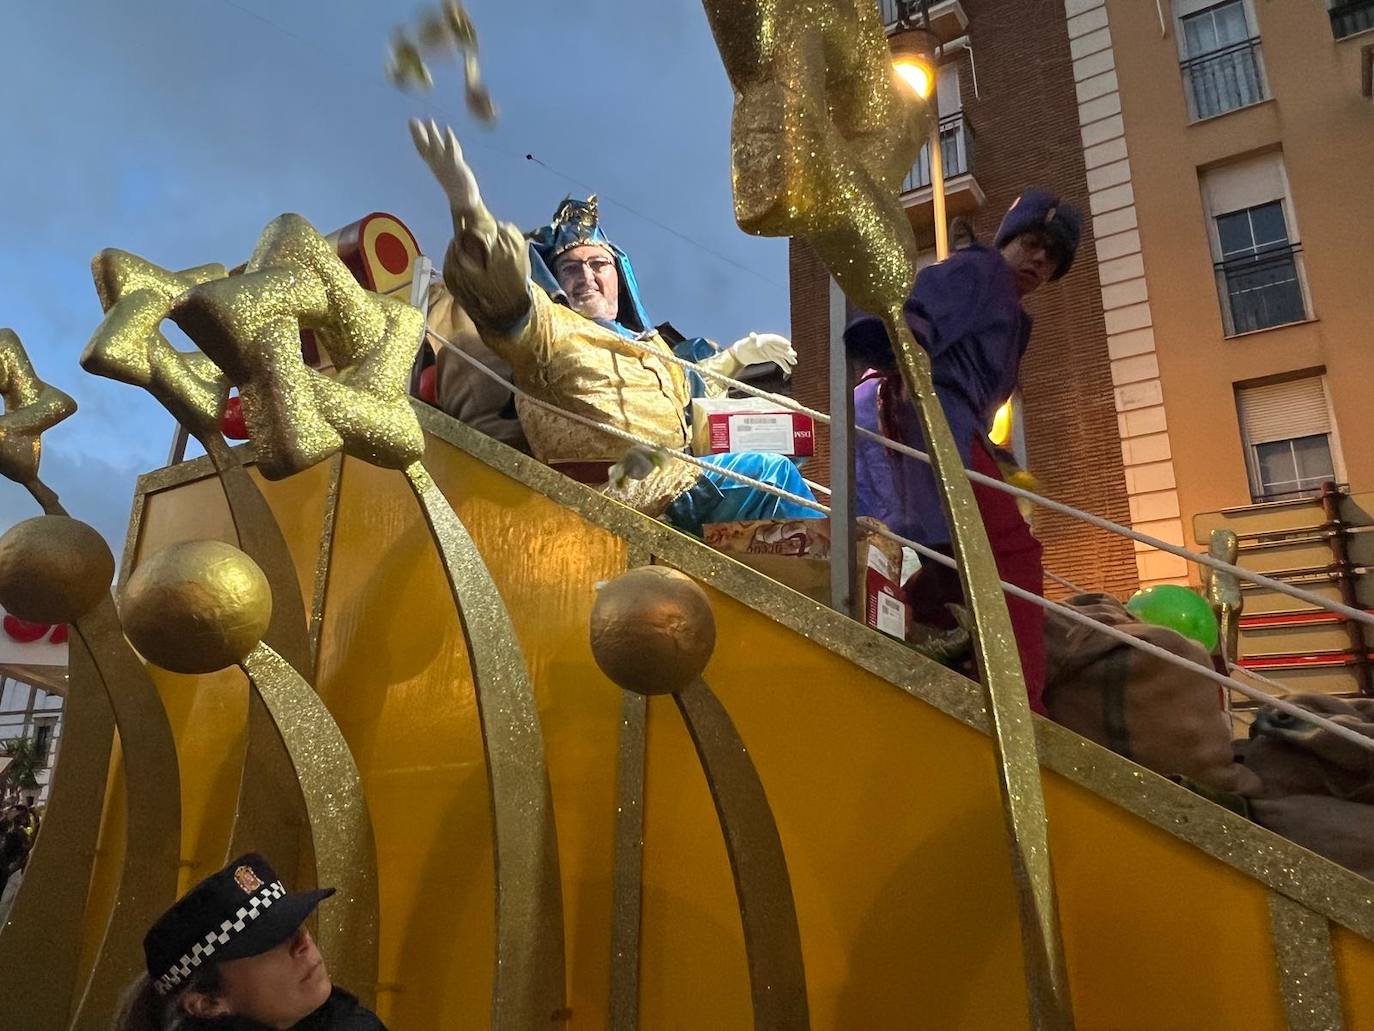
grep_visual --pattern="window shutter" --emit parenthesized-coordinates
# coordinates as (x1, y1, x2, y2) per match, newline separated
(1237, 377, 1331, 445)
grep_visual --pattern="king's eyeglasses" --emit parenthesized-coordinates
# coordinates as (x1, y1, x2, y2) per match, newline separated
(555, 256, 616, 278)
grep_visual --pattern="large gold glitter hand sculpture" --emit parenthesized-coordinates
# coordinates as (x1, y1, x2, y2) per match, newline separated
(700, 4, 1072, 1028)
(0, 334, 180, 1031)
(173, 214, 426, 480)
(173, 213, 566, 1030)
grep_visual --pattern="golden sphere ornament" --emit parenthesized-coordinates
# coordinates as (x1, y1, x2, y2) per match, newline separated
(590, 566, 716, 696)
(0, 515, 115, 623)
(120, 540, 272, 674)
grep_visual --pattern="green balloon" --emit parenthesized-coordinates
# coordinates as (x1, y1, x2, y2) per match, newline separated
(1125, 584, 1219, 652)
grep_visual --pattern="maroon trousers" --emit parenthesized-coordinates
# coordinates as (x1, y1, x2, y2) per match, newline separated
(903, 440, 1048, 714)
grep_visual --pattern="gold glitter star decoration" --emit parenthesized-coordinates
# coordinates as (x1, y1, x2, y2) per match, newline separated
(172, 214, 426, 480)
(0, 328, 77, 486)
(701, 0, 929, 317)
(81, 251, 231, 438)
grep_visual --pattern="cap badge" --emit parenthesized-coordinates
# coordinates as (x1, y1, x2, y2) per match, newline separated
(234, 865, 264, 894)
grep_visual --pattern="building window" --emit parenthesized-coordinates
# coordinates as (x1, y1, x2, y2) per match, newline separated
(1214, 201, 1306, 334)
(1176, 0, 1267, 120)
(1330, 1, 1374, 41)
(1200, 154, 1310, 336)
(1236, 376, 1342, 502)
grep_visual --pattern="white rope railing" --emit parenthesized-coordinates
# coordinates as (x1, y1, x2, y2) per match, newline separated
(428, 327, 1374, 754)
(594, 329, 1374, 631)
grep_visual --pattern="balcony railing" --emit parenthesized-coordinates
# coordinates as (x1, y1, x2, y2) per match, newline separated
(901, 112, 972, 194)
(1180, 37, 1266, 120)
(1331, 0, 1374, 40)
(1215, 243, 1307, 336)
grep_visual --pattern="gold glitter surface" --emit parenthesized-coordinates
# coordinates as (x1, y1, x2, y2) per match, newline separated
(674, 677, 811, 1029)
(0, 328, 77, 488)
(404, 460, 566, 1029)
(1269, 894, 1346, 1030)
(241, 642, 379, 1006)
(82, 251, 230, 438)
(700, 0, 929, 316)
(173, 214, 426, 480)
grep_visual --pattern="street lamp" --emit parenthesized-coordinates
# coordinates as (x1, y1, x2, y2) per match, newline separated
(888, 4, 949, 260)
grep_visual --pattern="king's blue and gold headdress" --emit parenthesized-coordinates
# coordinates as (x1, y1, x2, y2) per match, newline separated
(526, 196, 653, 335)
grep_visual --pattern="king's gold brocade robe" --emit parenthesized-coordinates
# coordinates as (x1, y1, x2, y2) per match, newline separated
(445, 242, 735, 515)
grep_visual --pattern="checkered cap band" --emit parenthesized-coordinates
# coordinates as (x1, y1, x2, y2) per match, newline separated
(153, 881, 287, 995)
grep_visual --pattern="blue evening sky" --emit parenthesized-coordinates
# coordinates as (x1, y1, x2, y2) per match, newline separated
(0, 0, 790, 544)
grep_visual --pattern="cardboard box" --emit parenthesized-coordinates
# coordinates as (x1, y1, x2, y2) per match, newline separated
(701, 517, 907, 640)
(690, 397, 816, 458)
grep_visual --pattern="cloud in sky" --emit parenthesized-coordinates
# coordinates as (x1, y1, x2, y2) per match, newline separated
(0, 0, 790, 546)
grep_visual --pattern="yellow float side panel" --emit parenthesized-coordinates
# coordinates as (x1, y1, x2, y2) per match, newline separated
(78, 430, 1374, 1030)
(79, 463, 331, 990)
(314, 450, 627, 1028)
(1334, 929, 1374, 1019)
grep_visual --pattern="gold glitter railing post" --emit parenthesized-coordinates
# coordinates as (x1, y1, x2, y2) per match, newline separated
(888, 319, 1073, 1030)
(119, 539, 379, 1006)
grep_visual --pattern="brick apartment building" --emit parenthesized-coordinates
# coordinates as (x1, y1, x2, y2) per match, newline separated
(790, 0, 1141, 598)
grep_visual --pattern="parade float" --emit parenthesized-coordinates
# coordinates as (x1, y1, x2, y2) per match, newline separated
(0, 2, 1372, 1029)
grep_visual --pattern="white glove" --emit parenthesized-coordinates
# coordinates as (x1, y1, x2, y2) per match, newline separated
(728, 332, 797, 375)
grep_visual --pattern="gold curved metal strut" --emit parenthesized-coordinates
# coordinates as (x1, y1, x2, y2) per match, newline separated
(405, 461, 567, 1030)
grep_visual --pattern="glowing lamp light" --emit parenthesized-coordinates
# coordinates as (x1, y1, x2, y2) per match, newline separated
(990, 399, 1014, 448)
(892, 58, 935, 99)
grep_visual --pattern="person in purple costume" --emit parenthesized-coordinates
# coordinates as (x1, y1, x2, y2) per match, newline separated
(845, 190, 1081, 713)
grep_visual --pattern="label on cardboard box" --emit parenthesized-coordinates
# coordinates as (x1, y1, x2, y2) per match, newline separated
(693, 398, 815, 457)
(875, 590, 906, 639)
(865, 566, 906, 640)
(727, 413, 793, 453)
